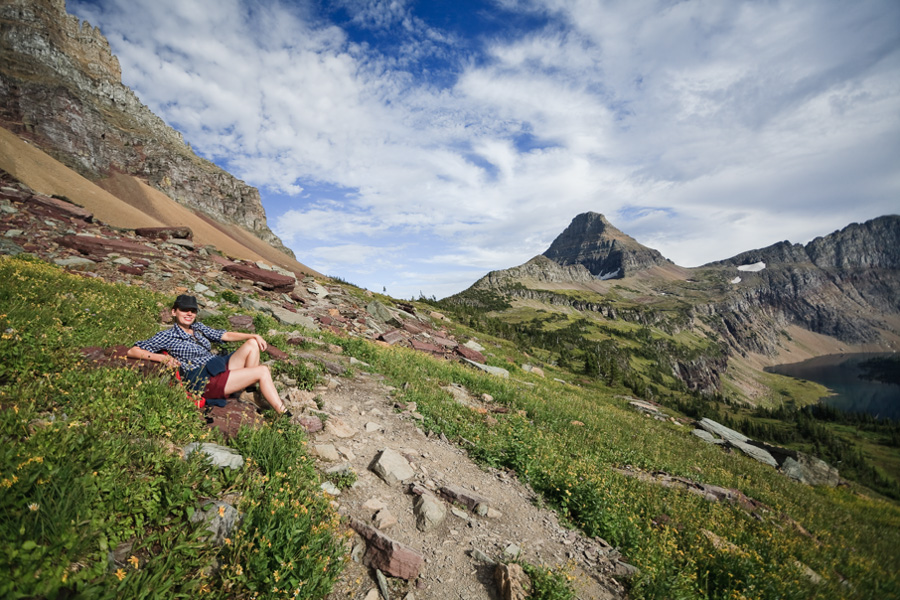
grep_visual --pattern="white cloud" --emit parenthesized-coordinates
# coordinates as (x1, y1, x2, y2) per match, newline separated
(69, 0, 900, 296)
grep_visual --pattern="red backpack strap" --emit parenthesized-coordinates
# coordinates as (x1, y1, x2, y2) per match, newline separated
(160, 351, 204, 408)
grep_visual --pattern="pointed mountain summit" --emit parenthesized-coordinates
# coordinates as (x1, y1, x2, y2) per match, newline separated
(543, 212, 669, 279)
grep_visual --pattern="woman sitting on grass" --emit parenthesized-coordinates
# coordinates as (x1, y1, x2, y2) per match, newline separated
(127, 294, 290, 416)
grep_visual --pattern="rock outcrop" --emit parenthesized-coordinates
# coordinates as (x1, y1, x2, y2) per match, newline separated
(0, 0, 292, 256)
(473, 255, 597, 289)
(543, 212, 669, 279)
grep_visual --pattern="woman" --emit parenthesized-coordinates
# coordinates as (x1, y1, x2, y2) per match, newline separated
(127, 294, 290, 415)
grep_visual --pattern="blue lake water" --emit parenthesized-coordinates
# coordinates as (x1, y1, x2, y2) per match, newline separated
(765, 353, 900, 420)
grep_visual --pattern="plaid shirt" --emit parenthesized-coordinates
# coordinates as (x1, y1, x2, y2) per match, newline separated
(134, 322, 226, 370)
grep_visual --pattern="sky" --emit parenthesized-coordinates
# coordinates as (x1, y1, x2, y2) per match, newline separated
(67, 0, 900, 299)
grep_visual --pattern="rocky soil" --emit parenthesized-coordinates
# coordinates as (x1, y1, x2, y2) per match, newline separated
(0, 171, 632, 599)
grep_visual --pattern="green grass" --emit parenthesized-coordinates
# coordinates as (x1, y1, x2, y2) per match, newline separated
(322, 320, 900, 600)
(0, 256, 344, 599)
(5, 254, 899, 599)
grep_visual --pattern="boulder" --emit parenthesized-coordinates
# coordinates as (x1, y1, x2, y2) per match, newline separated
(374, 508, 399, 530)
(189, 501, 240, 546)
(696, 418, 749, 443)
(455, 344, 486, 363)
(228, 314, 255, 330)
(183, 442, 244, 470)
(410, 339, 443, 355)
(379, 329, 406, 345)
(495, 563, 531, 600)
(370, 448, 416, 485)
(440, 484, 490, 515)
(691, 429, 725, 444)
(324, 417, 358, 438)
(267, 305, 318, 328)
(205, 399, 267, 439)
(414, 493, 447, 532)
(464, 340, 486, 353)
(223, 263, 296, 292)
(463, 358, 509, 378)
(350, 519, 424, 580)
(781, 454, 841, 487)
(264, 345, 289, 360)
(297, 415, 324, 433)
(367, 300, 400, 326)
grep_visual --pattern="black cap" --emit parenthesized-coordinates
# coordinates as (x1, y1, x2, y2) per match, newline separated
(172, 294, 199, 311)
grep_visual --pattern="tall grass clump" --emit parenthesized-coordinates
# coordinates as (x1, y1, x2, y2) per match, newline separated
(0, 256, 344, 598)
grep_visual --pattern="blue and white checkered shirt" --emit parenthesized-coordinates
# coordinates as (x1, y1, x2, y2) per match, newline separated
(134, 322, 226, 370)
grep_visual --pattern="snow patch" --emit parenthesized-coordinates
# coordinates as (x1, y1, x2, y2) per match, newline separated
(598, 269, 620, 281)
(737, 261, 766, 272)
(730, 276, 742, 284)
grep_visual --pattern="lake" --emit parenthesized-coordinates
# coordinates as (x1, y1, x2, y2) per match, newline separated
(765, 353, 900, 420)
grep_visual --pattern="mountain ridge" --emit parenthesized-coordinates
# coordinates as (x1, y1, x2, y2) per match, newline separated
(449, 212, 899, 397)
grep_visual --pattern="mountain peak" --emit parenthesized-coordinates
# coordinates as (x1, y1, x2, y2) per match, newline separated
(542, 212, 669, 279)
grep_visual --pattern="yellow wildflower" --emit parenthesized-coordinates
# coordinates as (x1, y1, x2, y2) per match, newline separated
(115, 569, 126, 581)
(128, 555, 139, 569)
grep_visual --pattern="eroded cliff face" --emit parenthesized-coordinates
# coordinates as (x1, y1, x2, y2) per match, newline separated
(704, 216, 900, 354)
(0, 0, 293, 256)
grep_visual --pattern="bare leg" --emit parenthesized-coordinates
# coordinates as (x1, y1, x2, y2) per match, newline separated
(228, 339, 261, 371)
(223, 365, 286, 413)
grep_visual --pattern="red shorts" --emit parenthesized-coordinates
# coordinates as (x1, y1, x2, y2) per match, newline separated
(203, 370, 230, 399)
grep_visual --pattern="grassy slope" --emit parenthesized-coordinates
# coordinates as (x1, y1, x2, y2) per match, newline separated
(4, 255, 900, 599)
(0, 256, 344, 599)
(339, 318, 900, 599)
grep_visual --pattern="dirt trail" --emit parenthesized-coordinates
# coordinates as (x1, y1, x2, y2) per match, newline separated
(297, 368, 629, 600)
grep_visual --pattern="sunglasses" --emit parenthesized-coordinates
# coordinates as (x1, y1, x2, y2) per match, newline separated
(176, 307, 198, 314)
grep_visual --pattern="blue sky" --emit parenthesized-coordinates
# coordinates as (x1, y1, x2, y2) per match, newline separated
(68, 0, 900, 299)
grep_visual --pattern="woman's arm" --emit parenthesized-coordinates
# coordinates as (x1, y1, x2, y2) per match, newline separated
(221, 331, 268, 351)
(126, 345, 180, 368)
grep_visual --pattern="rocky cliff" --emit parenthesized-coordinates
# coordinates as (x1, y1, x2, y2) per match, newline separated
(705, 215, 900, 351)
(0, 0, 293, 256)
(543, 212, 670, 279)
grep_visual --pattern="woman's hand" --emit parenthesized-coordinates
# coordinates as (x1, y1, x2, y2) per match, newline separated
(160, 354, 180, 369)
(251, 334, 267, 351)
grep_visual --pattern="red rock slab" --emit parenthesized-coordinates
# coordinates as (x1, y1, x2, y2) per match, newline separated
(410, 339, 443, 355)
(30, 195, 93, 222)
(222, 263, 296, 293)
(455, 345, 486, 363)
(135, 226, 193, 240)
(350, 519, 424, 580)
(117, 265, 145, 276)
(0, 188, 30, 202)
(80, 346, 177, 379)
(432, 336, 458, 349)
(57, 235, 162, 259)
(440, 484, 490, 512)
(207, 254, 235, 267)
(205, 399, 266, 439)
(298, 415, 323, 433)
(379, 329, 406, 345)
(265, 346, 289, 360)
(401, 320, 425, 335)
(228, 315, 255, 330)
